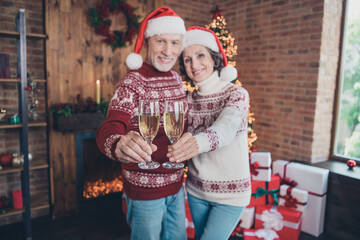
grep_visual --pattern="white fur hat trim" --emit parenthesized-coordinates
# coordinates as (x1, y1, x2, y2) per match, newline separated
(125, 53, 143, 70)
(220, 65, 238, 82)
(145, 16, 186, 38)
(183, 29, 219, 52)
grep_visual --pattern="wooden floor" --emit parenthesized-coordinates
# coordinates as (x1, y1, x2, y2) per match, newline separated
(0, 193, 326, 240)
(0, 193, 131, 240)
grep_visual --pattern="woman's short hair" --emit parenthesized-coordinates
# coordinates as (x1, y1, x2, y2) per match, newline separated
(179, 47, 224, 83)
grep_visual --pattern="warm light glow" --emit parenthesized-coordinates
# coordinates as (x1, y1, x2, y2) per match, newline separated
(83, 176, 123, 199)
(96, 79, 101, 104)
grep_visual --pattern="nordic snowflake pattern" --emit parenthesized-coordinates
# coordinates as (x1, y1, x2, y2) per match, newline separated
(123, 169, 184, 188)
(187, 173, 251, 193)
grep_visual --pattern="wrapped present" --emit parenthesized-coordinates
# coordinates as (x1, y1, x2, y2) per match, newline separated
(185, 197, 195, 239)
(183, 178, 196, 239)
(248, 174, 280, 208)
(272, 160, 329, 237)
(240, 207, 256, 229)
(250, 152, 272, 181)
(255, 205, 302, 240)
(278, 185, 308, 212)
(243, 229, 280, 240)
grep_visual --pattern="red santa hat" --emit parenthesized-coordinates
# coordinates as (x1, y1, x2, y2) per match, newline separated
(126, 7, 186, 70)
(183, 26, 238, 82)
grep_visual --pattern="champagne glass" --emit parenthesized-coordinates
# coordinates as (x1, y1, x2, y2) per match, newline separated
(138, 100, 160, 169)
(162, 100, 185, 169)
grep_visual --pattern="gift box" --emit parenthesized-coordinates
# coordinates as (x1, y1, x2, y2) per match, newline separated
(248, 174, 280, 208)
(243, 229, 280, 240)
(240, 207, 255, 229)
(185, 197, 195, 239)
(250, 152, 272, 181)
(272, 160, 329, 237)
(278, 185, 308, 212)
(12, 190, 23, 210)
(255, 205, 302, 240)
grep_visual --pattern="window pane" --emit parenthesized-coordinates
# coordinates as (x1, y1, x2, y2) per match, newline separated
(334, 0, 360, 160)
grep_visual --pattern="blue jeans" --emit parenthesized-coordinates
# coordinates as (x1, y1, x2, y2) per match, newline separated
(123, 188, 186, 240)
(187, 193, 245, 240)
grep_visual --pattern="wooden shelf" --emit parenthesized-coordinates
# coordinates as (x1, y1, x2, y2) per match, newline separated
(0, 159, 49, 174)
(0, 194, 49, 218)
(29, 122, 47, 127)
(0, 122, 47, 129)
(34, 79, 47, 83)
(0, 78, 21, 83)
(0, 30, 47, 39)
(0, 78, 46, 83)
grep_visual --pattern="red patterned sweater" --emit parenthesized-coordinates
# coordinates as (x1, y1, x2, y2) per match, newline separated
(186, 71, 251, 207)
(96, 63, 187, 200)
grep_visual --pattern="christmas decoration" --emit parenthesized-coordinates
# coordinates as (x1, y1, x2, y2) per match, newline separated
(0, 196, 12, 214)
(88, 0, 140, 50)
(183, 6, 258, 153)
(210, 5, 223, 20)
(26, 73, 39, 121)
(125, 7, 186, 70)
(0, 153, 13, 167)
(12, 190, 22, 210)
(273, 160, 329, 237)
(11, 153, 24, 168)
(50, 94, 108, 117)
(346, 159, 356, 169)
(0, 107, 6, 120)
(51, 94, 108, 132)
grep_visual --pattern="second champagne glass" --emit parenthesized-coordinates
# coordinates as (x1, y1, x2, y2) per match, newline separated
(138, 100, 160, 169)
(162, 100, 185, 169)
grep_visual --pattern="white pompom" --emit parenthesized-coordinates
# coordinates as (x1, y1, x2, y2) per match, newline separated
(220, 65, 238, 82)
(125, 53, 143, 70)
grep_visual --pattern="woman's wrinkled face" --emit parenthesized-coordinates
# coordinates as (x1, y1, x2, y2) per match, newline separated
(182, 45, 215, 83)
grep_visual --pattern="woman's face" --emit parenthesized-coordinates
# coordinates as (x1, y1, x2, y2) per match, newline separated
(182, 45, 215, 83)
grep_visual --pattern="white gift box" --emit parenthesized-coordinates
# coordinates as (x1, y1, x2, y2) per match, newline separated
(240, 207, 255, 229)
(272, 160, 329, 237)
(278, 184, 308, 212)
(250, 152, 272, 181)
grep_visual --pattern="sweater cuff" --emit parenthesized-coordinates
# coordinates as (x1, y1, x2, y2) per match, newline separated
(195, 129, 219, 154)
(104, 134, 122, 161)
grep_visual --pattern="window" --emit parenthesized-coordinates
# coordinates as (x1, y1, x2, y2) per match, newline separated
(333, 0, 360, 161)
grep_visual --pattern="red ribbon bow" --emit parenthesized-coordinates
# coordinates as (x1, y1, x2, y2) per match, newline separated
(284, 188, 299, 209)
(281, 177, 298, 188)
(250, 161, 260, 176)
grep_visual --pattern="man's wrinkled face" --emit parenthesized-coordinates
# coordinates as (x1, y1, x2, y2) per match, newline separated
(146, 34, 183, 72)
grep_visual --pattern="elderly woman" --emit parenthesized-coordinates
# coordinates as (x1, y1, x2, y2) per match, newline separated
(167, 27, 251, 240)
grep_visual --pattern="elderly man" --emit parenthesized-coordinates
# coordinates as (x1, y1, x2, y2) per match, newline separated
(96, 7, 187, 240)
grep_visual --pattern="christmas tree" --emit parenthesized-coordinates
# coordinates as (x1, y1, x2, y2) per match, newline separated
(183, 6, 257, 153)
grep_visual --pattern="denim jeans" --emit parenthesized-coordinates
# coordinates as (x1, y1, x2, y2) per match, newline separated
(187, 193, 245, 240)
(123, 188, 186, 240)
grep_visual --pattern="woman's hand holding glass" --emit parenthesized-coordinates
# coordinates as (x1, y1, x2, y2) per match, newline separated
(167, 132, 200, 163)
(162, 100, 186, 169)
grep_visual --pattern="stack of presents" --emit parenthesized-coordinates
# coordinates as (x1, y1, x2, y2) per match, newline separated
(185, 152, 329, 240)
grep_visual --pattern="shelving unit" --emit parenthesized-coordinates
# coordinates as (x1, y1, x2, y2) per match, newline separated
(0, 9, 50, 240)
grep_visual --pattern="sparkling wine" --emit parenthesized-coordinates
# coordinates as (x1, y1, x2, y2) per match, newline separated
(139, 113, 160, 142)
(164, 112, 184, 143)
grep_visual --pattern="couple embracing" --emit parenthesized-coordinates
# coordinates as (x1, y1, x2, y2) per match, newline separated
(96, 6, 251, 240)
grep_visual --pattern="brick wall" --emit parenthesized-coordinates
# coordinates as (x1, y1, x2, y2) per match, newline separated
(167, 0, 343, 163)
(0, 0, 49, 225)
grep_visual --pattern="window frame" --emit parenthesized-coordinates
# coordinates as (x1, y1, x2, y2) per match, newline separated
(331, 0, 360, 163)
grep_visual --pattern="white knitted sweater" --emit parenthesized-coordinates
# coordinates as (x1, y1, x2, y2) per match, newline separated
(185, 71, 251, 207)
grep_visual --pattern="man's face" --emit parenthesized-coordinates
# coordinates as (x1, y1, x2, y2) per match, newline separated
(145, 34, 183, 72)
